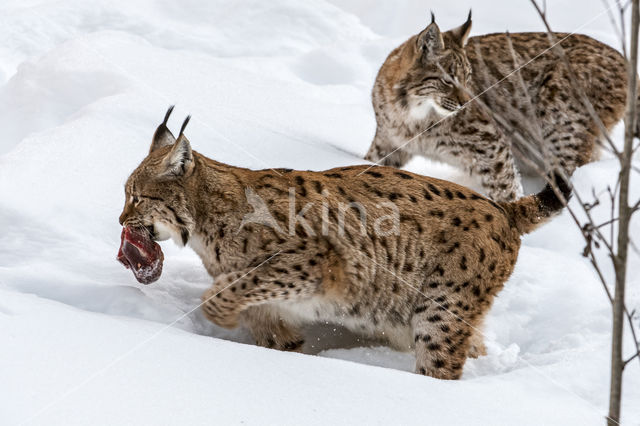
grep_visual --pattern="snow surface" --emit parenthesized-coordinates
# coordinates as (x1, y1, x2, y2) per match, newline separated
(1, 0, 639, 424)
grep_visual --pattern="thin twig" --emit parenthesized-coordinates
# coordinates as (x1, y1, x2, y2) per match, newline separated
(597, 217, 620, 229)
(617, 0, 630, 55)
(624, 351, 640, 367)
(603, 0, 626, 49)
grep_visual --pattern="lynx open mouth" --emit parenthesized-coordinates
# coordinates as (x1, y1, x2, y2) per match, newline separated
(117, 226, 164, 284)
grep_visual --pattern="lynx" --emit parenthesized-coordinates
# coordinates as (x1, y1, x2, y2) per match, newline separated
(117, 107, 570, 379)
(365, 12, 631, 202)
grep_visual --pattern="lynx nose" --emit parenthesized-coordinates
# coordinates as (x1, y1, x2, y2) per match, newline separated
(456, 86, 471, 104)
(119, 201, 136, 225)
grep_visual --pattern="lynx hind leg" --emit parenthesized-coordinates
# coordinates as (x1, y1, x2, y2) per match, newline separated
(536, 71, 601, 173)
(412, 300, 475, 380)
(540, 123, 597, 175)
(201, 255, 323, 330)
(467, 324, 487, 359)
(241, 305, 305, 352)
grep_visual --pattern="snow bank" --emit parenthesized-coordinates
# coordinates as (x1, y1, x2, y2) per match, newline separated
(0, 0, 639, 424)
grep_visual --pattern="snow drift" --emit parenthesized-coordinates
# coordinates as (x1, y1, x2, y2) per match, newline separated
(0, 0, 639, 424)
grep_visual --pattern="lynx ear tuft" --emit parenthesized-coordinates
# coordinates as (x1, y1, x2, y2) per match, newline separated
(178, 115, 191, 138)
(150, 105, 176, 153)
(161, 115, 194, 177)
(450, 10, 472, 47)
(162, 105, 175, 125)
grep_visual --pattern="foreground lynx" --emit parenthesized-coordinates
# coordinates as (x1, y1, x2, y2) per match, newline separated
(366, 13, 630, 202)
(118, 107, 570, 379)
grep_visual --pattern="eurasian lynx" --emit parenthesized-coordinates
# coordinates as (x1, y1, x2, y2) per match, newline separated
(366, 13, 630, 202)
(117, 107, 570, 379)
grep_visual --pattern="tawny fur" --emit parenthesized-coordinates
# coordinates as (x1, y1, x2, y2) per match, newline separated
(366, 13, 629, 202)
(119, 109, 569, 379)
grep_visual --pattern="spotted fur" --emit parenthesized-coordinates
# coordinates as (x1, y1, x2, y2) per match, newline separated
(366, 13, 630, 202)
(119, 108, 570, 379)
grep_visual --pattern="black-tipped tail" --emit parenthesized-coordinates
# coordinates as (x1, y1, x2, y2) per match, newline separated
(537, 173, 572, 216)
(504, 173, 572, 235)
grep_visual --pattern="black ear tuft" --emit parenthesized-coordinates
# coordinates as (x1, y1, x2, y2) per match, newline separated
(160, 114, 194, 177)
(179, 115, 192, 138)
(163, 105, 175, 125)
(430, 11, 435, 24)
(150, 106, 177, 153)
(450, 10, 473, 47)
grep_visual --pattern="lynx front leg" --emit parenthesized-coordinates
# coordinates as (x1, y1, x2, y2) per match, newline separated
(453, 107, 524, 202)
(365, 130, 412, 168)
(241, 305, 305, 352)
(201, 254, 323, 329)
(472, 147, 523, 202)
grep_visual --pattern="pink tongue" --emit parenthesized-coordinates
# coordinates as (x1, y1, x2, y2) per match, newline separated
(117, 227, 164, 284)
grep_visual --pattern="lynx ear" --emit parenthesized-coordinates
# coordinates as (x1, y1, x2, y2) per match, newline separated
(160, 115, 193, 177)
(150, 105, 176, 153)
(417, 15, 445, 55)
(450, 10, 472, 47)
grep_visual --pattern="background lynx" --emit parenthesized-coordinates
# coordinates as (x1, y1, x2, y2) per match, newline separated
(366, 13, 632, 202)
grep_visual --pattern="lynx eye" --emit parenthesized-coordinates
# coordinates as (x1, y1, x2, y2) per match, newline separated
(132, 195, 140, 205)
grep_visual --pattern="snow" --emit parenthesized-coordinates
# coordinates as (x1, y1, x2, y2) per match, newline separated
(0, 0, 639, 424)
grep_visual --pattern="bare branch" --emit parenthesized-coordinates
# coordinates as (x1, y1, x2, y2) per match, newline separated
(606, 0, 639, 421)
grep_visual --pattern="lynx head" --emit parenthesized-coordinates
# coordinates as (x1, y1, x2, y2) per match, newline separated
(119, 106, 196, 250)
(398, 11, 473, 118)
